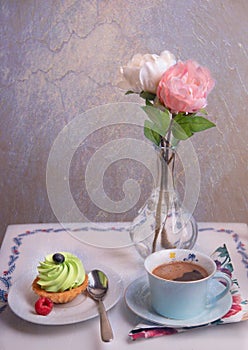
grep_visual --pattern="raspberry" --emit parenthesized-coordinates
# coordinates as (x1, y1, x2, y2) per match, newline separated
(35, 297, 53, 316)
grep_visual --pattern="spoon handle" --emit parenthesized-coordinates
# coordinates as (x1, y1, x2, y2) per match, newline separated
(98, 300, 113, 342)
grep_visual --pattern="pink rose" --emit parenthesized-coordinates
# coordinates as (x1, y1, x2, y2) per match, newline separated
(157, 60, 215, 113)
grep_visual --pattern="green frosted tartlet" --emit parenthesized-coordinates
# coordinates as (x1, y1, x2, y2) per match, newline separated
(32, 252, 88, 304)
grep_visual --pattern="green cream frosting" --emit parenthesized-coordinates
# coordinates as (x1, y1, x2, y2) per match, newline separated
(37, 252, 86, 292)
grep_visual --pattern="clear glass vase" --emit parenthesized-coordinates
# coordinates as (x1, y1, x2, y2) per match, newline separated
(129, 145, 198, 259)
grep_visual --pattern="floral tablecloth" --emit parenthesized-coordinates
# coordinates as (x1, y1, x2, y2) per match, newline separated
(0, 222, 247, 350)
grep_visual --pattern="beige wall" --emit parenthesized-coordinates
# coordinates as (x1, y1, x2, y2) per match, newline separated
(0, 0, 247, 245)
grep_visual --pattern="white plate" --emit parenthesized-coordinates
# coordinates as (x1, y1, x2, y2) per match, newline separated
(125, 275, 232, 328)
(8, 266, 123, 325)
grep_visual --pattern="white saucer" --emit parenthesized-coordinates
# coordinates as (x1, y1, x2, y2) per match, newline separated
(8, 266, 123, 325)
(124, 275, 232, 328)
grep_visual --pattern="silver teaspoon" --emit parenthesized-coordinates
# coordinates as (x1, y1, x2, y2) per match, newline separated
(87, 270, 113, 342)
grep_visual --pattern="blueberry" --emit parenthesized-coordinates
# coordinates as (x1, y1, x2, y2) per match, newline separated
(52, 253, 65, 263)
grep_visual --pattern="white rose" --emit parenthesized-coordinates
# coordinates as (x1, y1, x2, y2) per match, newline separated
(119, 50, 176, 94)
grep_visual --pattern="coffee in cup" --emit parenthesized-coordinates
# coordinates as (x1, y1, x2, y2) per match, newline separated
(144, 249, 232, 319)
(152, 261, 208, 281)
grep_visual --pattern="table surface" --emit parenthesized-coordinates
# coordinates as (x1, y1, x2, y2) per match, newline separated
(0, 222, 247, 350)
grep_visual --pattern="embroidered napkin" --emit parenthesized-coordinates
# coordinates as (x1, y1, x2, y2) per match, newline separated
(128, 244, 248, 340)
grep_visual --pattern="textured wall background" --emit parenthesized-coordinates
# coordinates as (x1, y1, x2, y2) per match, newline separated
(0, 0, 247, 245)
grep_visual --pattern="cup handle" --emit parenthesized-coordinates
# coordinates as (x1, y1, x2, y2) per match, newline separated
(206, 271, 232, 306)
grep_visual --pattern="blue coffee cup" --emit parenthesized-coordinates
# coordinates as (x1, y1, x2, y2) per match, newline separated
(144, 249, 232, 319)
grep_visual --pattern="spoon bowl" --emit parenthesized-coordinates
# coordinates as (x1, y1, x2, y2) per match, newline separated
(87, 270, 113, 342)
(87, 270, 108, 299)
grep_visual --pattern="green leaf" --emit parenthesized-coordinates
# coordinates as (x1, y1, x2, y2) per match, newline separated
(172, 114, 216, 140)
(144, 119, 163, 137)
(144, 120, 161, 145)
(172, 114, 193, 140)
(142, 106, 170, 137)
(189, 116, 216, 132)
(139, 91, 156, 101)
(125, 90, 135, 95)
(172, 122, 193, 140)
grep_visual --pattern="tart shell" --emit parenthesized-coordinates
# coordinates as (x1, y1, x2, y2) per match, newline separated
(32, 275, 88, 304)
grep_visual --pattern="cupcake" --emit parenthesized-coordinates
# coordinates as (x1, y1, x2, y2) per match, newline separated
(32, 252, 88, 303)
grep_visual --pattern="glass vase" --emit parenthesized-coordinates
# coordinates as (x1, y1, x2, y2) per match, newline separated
(129, 145, 198, 259)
